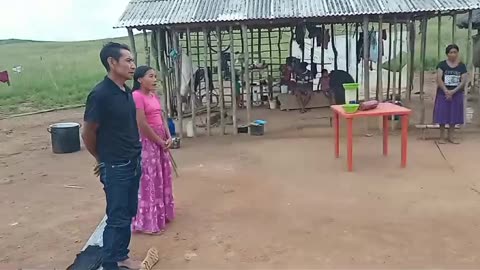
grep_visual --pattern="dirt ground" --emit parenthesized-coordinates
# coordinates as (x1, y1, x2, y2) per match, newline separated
(3, 73, 480, 269)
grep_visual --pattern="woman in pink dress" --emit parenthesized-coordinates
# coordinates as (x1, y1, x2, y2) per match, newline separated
(131, 65, 174, 234)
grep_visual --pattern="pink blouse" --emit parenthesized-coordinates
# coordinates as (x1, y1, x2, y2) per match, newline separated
(132, 91, 164, 128)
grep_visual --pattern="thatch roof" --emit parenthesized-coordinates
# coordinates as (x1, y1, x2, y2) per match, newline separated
(456, 9, 480, 29)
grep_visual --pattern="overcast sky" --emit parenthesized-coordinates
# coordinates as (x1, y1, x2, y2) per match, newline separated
(1, 0, 131, 41)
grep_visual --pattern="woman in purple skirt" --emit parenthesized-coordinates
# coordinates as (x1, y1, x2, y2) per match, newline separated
(131, 66, 175, 234)
(433, 44, 468, 144)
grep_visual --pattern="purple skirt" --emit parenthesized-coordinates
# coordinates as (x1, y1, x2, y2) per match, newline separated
(433, 89, 464, 125)
(132, 126, 174, 233)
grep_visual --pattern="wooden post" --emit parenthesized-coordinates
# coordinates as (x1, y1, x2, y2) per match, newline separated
(392, 16, 398, 100)
(331, 24, 338, 70)
(466, 10, 473, 126)
(186, 28, 196, 137)
(277, 28, 282, 72)
(172, 30, 183, 138)
(196, 32, 201, 66)
(406, 20, 416, 100)
(157, 29, 169, 116)
(164, 30, 173, 114)
(216, 27, 226, 135)
(437, 13, 442, 62)
(362, 16, 370, 101)
(268, 28, 273, 76)
(229, 26, 238, 135)
(355, 23, 359, 82)
(420, 16, 428, 124)
(452, 13, 457, 42)
(345, 23, 349, 73)
(321, 25, 325, 71)
(242, 24, 251, 127)
(387, 23, 392, 100)
(143, 29, 151, 66)
(407, 20, 416, 100)
(289, 27, 294, 57)
(203, 28, 211, 136)
(257, 28, 263, 105)
(127, 28, 137, 63)
(377, 16, 384, 101)
(398, 23, 404, 100)
(151, 30, 160, 70)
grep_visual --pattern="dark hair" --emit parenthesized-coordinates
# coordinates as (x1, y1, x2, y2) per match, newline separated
(133, 65, 154, 90)
(445, 44, 459, 55)
(321, 69, 328, 74)
(100, 42, 130, 71)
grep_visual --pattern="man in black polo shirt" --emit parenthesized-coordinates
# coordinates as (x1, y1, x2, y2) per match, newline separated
(82, 42, 142, 270)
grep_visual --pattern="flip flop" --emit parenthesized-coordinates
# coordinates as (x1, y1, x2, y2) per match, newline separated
(141, 247, 160, 270)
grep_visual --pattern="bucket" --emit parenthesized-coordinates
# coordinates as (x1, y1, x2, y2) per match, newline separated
(168, 118, 176, 137)
(269, 99, 277, 109)
(47, 122, 81, 154)
(171, 137, 181, 149)
(466, 107, 474, 123)
(186, 120, 194, 137)
(250, 124, 264, 136)
(250, 119, 266, 136)
(342, 83, 360, 104)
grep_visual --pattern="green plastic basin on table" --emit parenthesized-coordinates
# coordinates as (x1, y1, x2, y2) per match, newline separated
(343, 83, 360, 90)
(342, 104, 359, 114)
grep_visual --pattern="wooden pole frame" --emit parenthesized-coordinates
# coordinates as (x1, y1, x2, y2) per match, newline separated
(392, 16, 398, 101)
(186, 27, 196, 137)
(172, 30, 183, 138)
(331, 24, 338, 70)
(127, 28, 137, 63)
(143, 29, 151, 66)
(346, 23, 350, 73)
(362, 16, 370, 101)
(242, 24, 252, 128)
(157, 29, 169, 117)
(437, 13, 442, 63)
(202, 28, 211, 136)
(387, 23, 392, 100)
(397, 23, 404, 100)
(419, 16, 428, 124)
(355, 23, 359, 82)
(452, 13, 457, 43)
(216, 26, 226, 135)
(229, 26, 238, 135)
(407, 20, 416, 101)
(321, 25, 325, 71)
(466, 10, 473, 126)
(377, 16, 384, 101)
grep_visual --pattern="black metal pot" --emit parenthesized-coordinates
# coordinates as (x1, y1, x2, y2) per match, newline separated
(47, 122, 81, 154)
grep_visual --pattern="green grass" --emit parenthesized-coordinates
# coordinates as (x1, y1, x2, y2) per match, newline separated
(0, 18, 472, 116)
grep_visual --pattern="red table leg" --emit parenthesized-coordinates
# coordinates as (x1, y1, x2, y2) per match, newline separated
(347, 118, 353, 172)
(401, 115, 409, 168)
(383, 116, 389, 156)
(334, 112, 340, 158)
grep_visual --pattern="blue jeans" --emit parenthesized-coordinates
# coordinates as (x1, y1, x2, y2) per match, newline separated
(99, 157, 141, 270)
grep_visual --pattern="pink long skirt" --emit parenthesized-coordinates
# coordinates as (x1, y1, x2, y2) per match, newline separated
(132, 127, 174, 233)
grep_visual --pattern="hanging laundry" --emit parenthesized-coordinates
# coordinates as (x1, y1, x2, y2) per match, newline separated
(315, 27, 330, 49)
(295, 25, 306, 52)
(306, 23, 321, 39)
(369, 31, 379, 63)
(356, 32, 364, 64)
(0, 71, 10, 86)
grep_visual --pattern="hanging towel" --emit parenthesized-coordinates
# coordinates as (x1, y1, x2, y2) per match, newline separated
(369, 31, 378, 62)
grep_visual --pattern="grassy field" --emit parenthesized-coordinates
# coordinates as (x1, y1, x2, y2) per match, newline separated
(0, 18, 471, 116)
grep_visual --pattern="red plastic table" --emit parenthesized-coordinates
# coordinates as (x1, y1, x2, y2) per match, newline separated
(331, 103, 412, 172)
